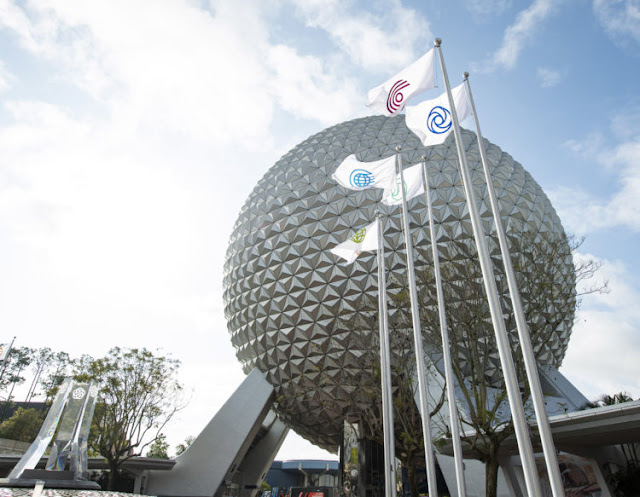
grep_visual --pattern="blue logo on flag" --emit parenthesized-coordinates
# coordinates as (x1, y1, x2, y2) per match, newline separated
(350, 169, 375, 188)
(427, 106, 452, 134)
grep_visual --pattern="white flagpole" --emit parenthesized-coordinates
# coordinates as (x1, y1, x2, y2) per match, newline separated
(421, 159, 467, 497)
(434, 38, 542, 497)
(376, 214, 398, 497)
(464, 72, 564, 497)
(397, 148, 439, 496)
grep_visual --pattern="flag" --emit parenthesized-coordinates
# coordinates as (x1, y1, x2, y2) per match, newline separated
(332, 154, 396, 191)
(405, 83, 472, 147)
(367, 49, 436, 116)
(331, 221, 379, 264)
(382, 163, 425, 206)
(0, 343, 11, 361)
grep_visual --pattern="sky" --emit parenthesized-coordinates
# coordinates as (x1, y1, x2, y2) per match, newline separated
(0, 0, 639, 461)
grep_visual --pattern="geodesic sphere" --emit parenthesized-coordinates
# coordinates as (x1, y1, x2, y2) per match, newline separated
(222, 115, 576, 452)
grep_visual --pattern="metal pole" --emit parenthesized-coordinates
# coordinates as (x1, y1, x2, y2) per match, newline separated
(464, 72, 564, 497)
(421, 160, 467, 497)
(377, 215, 397, 497)
(434, 38, 542, 497)
(397, 148, 438, 496)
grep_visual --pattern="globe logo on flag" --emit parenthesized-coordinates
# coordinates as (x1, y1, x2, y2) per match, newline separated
(427, 105, 452, 134)
(350, 227, 367, 243)
(349, 169, 375, 189)
(386, 80, 410, 114)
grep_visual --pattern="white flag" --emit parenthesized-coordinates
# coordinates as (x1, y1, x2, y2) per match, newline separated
(405, 83, 472, 147)
(367, 49, 436, 116)
(0, 343, 10, 361)
(331, 221, 379, 264)
(332, 154, 396, 191)
(382, 163, 425, 206)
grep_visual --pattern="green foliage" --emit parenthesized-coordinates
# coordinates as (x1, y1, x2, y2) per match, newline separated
(581, 392, 635, 409)
(24, 347, 54, 402)
(75, 347, 186, 490)
(41, 351, 72, 402)
(175, 435, 195, 456)
(609, 464, 640, 497)
(0, 347, 33, 400)
(0, 407, 46, 443)
(146, 433, 170, 459)
(0, 344, 186, 491)
(582, 393, 640, 496)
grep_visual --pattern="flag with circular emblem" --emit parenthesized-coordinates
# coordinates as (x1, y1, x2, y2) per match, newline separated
(381, 163, 425, 206)
(332, 154, 396, 191)
(366, 48, 436, 116)
(0, 343, 8, 361)
(331, 221, 379, 264)
(405, 83, 472, 146)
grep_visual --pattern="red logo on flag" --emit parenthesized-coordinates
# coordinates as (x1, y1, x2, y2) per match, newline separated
(386, 80, 410, 114)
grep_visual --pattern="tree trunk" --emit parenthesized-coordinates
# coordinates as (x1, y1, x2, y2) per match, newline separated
(405, 454, 420, 497)
(485, 441, 500, 497)
(107, 460, 119, 491)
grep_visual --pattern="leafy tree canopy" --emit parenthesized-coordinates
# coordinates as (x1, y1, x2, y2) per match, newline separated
(146, 433, 170, 459)
(0, 407, 45, 443)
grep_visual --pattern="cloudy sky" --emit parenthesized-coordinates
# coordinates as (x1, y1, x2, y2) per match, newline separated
(0, 0, 639, 460)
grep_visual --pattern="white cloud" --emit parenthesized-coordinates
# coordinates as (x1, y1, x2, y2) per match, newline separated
(481, 0, 559, 71)
(550, 109, 640, 235)
(288, 0, 432, 73)
(536, 66, 562, 87)
(0, 0, 280, 145)
(561, 255, 640, 400)
(0, 60, 12, 92)
(593, 0, 640, 48)
(266, 44, 361, 124)
(0, 0, 385, 459)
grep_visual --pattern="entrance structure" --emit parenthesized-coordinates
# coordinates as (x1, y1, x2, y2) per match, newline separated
(145, 368, 288, 497)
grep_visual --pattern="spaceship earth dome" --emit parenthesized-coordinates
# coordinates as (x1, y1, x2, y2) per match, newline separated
(222, 115, 576, 451)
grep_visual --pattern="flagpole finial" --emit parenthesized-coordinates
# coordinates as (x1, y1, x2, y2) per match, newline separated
(464, 72, 470, 80)
(395, 145, 401, 152)
(421, 155, 427, 161)
(434, 38, 442, 47)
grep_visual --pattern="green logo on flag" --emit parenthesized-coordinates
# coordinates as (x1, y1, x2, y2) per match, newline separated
(351, 228, 367, 243)
(391, 177, 408, 201)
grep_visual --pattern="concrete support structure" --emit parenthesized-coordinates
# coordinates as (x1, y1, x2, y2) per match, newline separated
(145, 368, 288, 497)
(228, 411, 289, 497)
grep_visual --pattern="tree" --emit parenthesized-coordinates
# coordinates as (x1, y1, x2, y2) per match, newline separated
(580, 392, 634, 410)
(388, 232, 607, 497)
(343, 311, 446, 497)
(24, 347, 54, 402)
(0, 407, 46, 443)
(581, 392, 640, 496)
(0, 347, 33, 421)
(269, 300, 445, 497)
(40, 351, 72, 402)
(79, 347, 187, 490)
(146, 433, 170, 459)
(175, 435, 195, 456)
